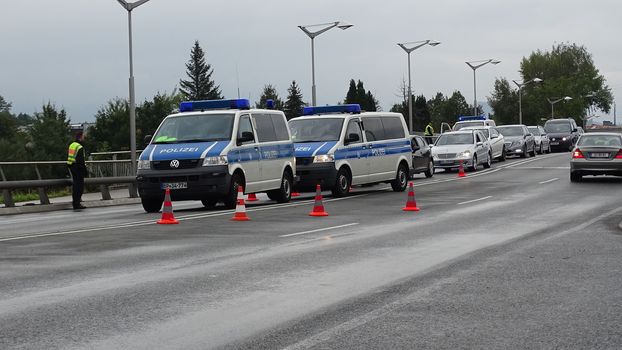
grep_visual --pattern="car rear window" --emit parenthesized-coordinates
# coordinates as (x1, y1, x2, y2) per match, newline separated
(577, 135, 622, 147)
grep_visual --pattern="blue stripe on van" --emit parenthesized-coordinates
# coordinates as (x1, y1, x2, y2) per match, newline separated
(228, 143, 294, 163)
(294, 142, 338, 157)
(140, 141, 228, 161)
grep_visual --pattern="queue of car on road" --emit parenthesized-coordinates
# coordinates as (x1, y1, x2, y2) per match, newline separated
(135, 98, 617, 212)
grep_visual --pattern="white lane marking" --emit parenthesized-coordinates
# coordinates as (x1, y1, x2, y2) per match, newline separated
(457, 196, 492, 205)
(279, 223, 359, 238)
(512, 166, 570, 170)
(539, 178, 560, 184)
(282, 204, 622, 350)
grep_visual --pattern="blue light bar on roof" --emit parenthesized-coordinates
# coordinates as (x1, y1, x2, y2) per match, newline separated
(302, 104, 361, 116)
(458, 115, 487, 121)
(179, 99, 250, 112)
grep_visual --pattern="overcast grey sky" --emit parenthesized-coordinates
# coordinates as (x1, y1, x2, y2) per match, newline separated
(2, 0, 621, 123)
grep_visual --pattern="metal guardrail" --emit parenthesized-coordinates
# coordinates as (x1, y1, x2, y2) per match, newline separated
(0, 160, 138, 208)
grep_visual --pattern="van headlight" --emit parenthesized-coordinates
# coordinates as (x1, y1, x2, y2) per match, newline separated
(137, 160, 151, 170)
(313, 154, 334, 163)
(203, 156, 228, 166)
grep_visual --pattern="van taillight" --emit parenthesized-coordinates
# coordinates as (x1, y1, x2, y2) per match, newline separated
(572, 149, 585, 159)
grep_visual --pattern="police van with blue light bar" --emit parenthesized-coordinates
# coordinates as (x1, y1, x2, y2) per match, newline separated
(288, 104, 412, 196)
(136, 99, 295, 212)
(452, 116, 496, 131)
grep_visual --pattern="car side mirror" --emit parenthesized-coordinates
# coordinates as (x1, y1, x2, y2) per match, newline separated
(144, 135, 152, 144)
(345, 133, 360, 145)
(572, 128, 578, 133)
(490, 134, 498, 139)
(411, 143, 420, 152)
(237, 131, 254, 145)
(476, 142, 483, 147)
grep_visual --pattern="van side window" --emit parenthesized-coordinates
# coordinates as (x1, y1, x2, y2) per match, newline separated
(253, 114, 277, 142)
(345, 120, 363, 144)
(362, 117, 385, 141)
(237, 115, 255, 145)
(381, 117, 405, 139)
(270, 114, 290, 141)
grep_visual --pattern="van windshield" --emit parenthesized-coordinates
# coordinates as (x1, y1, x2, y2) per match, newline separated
(288, 118, 344, 142)
(152, 113, 235, 143)
(454, 121, 484, 130)
(545, 123, 572, 133)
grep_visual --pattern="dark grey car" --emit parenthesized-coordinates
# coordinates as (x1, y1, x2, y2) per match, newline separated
(496, 125, 536, 158)
(410, 135, 434, 178)
(570, 133, 622, 182)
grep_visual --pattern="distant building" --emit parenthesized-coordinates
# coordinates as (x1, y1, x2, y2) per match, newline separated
(70, 122, 95, 136)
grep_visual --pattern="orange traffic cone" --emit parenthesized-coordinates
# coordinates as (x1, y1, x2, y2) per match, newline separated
(231, 186, 250, 221)
(458, 160, 466, 178)
(157, 188, 179, 224)
(247, 193, 259, 202)
(291, 191, 300, 197)
(402, 182, 420, 211)
(309, 184, 328, 217)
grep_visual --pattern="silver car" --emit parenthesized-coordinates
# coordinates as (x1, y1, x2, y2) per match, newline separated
(432, 130, 492, 171)
(461, 126, 506, 162)
(570, 133, 622, 182)
(528, 125, 551, 154)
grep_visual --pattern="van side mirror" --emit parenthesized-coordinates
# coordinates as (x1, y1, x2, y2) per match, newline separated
(144, 135, 153, 144)
(345, 133, 360, 144)
(237, 131, 254, 145)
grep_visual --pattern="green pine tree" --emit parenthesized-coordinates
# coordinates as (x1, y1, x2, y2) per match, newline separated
(179, 41, 223, 101)
(284, 80, 305, 119)
(255, 84, 284, 110)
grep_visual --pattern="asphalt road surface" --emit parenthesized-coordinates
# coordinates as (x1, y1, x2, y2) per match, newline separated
(2, 152, 622, 349)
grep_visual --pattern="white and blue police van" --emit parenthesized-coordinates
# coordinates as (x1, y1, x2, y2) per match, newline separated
(136, 99, 295, 212)
(288, 104, 412, 197)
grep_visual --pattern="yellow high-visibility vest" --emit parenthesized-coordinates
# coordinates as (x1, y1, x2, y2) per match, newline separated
(67, 142, 83, 165)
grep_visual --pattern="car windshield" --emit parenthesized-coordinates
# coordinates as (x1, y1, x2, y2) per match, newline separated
(453, 121, 483, 130)
(288, 118, 344, 142)
(152, 113, 234, 143)
(545, 123, 572, 133)
(577, 135, 622, 147)
(436, 133, 474, 145)
(497, 126, 524, 137)
(528, 127, 541, 136)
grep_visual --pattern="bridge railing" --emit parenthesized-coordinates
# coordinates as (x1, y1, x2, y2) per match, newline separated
(0, 157, 139, 208)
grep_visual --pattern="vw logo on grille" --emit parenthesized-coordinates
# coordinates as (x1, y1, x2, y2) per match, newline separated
(170, 160, 180, 168)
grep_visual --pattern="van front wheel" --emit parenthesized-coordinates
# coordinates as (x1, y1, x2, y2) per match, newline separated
(391, 163, 409, 192)
(331, 168, 351, 197)
(223, 173, 243, 209)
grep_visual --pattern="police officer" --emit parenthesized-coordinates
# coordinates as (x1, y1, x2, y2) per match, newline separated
(424, 122, 435, 145)
(67, 132, 87, 210)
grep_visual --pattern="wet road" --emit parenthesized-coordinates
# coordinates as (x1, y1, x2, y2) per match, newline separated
(2, 152, 622, 349)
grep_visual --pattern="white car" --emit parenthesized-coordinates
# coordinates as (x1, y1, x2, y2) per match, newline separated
(461, 126, 506, 162)
(432, 130, 493, 171)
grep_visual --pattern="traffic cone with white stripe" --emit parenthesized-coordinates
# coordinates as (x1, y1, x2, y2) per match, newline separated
(402, 182, 420, 212)
(309, 184, 328, 217)
(231, 186, 250, 221)
(247, 193, 259, 202)
(458, 160, 466, 178)
(157, 188, 179, 224)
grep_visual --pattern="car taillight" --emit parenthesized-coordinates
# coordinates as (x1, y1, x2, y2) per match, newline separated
(572, 149, 585, 159)
(615, 149, 622, 159)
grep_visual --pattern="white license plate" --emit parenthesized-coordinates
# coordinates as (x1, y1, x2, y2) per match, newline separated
(590, 153, 609, 158)
(440, 160, 453, 165)
(550, 142, 559, 145)
(161, 182, 188, 190)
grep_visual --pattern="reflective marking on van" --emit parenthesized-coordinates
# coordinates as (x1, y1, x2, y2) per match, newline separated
(149, 145, 157, 161)
(312, 142, 328, 157)
(200, 142, 219, 159)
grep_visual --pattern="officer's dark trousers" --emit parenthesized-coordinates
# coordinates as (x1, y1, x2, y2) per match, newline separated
(69, 165, 85, 208)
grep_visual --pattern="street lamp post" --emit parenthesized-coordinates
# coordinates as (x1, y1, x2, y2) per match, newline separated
(547, 96, 572, 119)
(397, 40, 440, 133)
(465, 59, 500, 118)
(115, 0, 150, 188)
(512, 78, 543, 125)
(298, 21, 353, 106)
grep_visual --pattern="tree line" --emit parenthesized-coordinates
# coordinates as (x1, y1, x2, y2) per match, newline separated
(0, 41, 614, 175)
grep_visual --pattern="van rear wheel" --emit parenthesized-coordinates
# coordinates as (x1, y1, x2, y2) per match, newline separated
(391, 163, 409, 192)
(267, 171, 292, 203)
